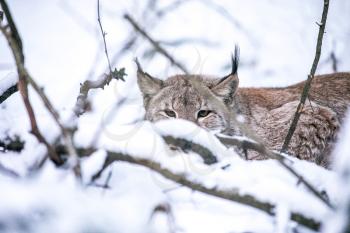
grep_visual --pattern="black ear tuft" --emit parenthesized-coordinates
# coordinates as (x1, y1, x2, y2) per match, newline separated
(209, 46, 240, 105)
(134, 57, 142, 73)
(216, 45, 239, 85)
(231, 45, 240, 76)
(134, 57, 147, 77)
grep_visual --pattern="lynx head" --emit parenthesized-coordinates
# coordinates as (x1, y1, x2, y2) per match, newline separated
(136, 49, 239, 133)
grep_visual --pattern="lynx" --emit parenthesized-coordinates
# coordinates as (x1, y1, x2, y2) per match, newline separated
(136, 53, 350, 167)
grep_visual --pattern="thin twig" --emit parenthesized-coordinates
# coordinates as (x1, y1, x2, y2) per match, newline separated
(97, 0, 112, 75)
(97, 0, 125, 81)
(281, 0, 329, 152)
(73, 0, 127, 117)
(124, 13, 189, 74)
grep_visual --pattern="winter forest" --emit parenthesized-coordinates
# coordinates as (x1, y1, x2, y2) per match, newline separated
(0, 0, 350, 232)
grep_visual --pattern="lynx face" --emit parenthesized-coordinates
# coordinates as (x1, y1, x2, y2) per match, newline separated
(136, 51, 239, 133)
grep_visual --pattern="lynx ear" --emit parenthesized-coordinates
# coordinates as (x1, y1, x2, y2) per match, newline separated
(211, 47, 239, 105)
(135, 58, 163, 97)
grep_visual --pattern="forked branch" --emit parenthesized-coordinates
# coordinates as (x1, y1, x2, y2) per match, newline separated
(0, 22, 62, 165)
(0, 0, 80, 177)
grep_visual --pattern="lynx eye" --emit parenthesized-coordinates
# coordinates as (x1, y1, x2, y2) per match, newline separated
(197, 110, 212, 118)
(164, 109, 176, 118)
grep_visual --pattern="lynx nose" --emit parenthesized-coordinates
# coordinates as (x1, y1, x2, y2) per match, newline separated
(177, 112, 197, 124)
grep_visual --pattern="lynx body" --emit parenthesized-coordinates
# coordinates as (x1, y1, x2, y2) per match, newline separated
(136, 57, 350, 167)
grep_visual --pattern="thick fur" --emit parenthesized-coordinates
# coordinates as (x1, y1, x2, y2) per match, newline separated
(138, 69, 350, 167)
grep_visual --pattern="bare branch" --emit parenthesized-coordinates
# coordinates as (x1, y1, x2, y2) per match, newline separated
(124, 13, 189, 74)
(281, 0, 329, 152)
(0, 26, 62, 165)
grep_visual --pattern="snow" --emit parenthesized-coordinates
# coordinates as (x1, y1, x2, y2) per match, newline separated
(154, 119, 231, 160)
(275, 203, 291, 233)
(0, 72, 17, 96)
(0, 0, 350, 232)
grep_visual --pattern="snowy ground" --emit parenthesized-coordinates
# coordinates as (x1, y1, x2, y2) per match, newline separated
(0, 0, 350, 232)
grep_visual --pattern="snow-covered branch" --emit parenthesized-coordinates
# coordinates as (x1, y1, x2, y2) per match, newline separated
(98, 148, 321, 231)
(217, 134, 334, 209)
